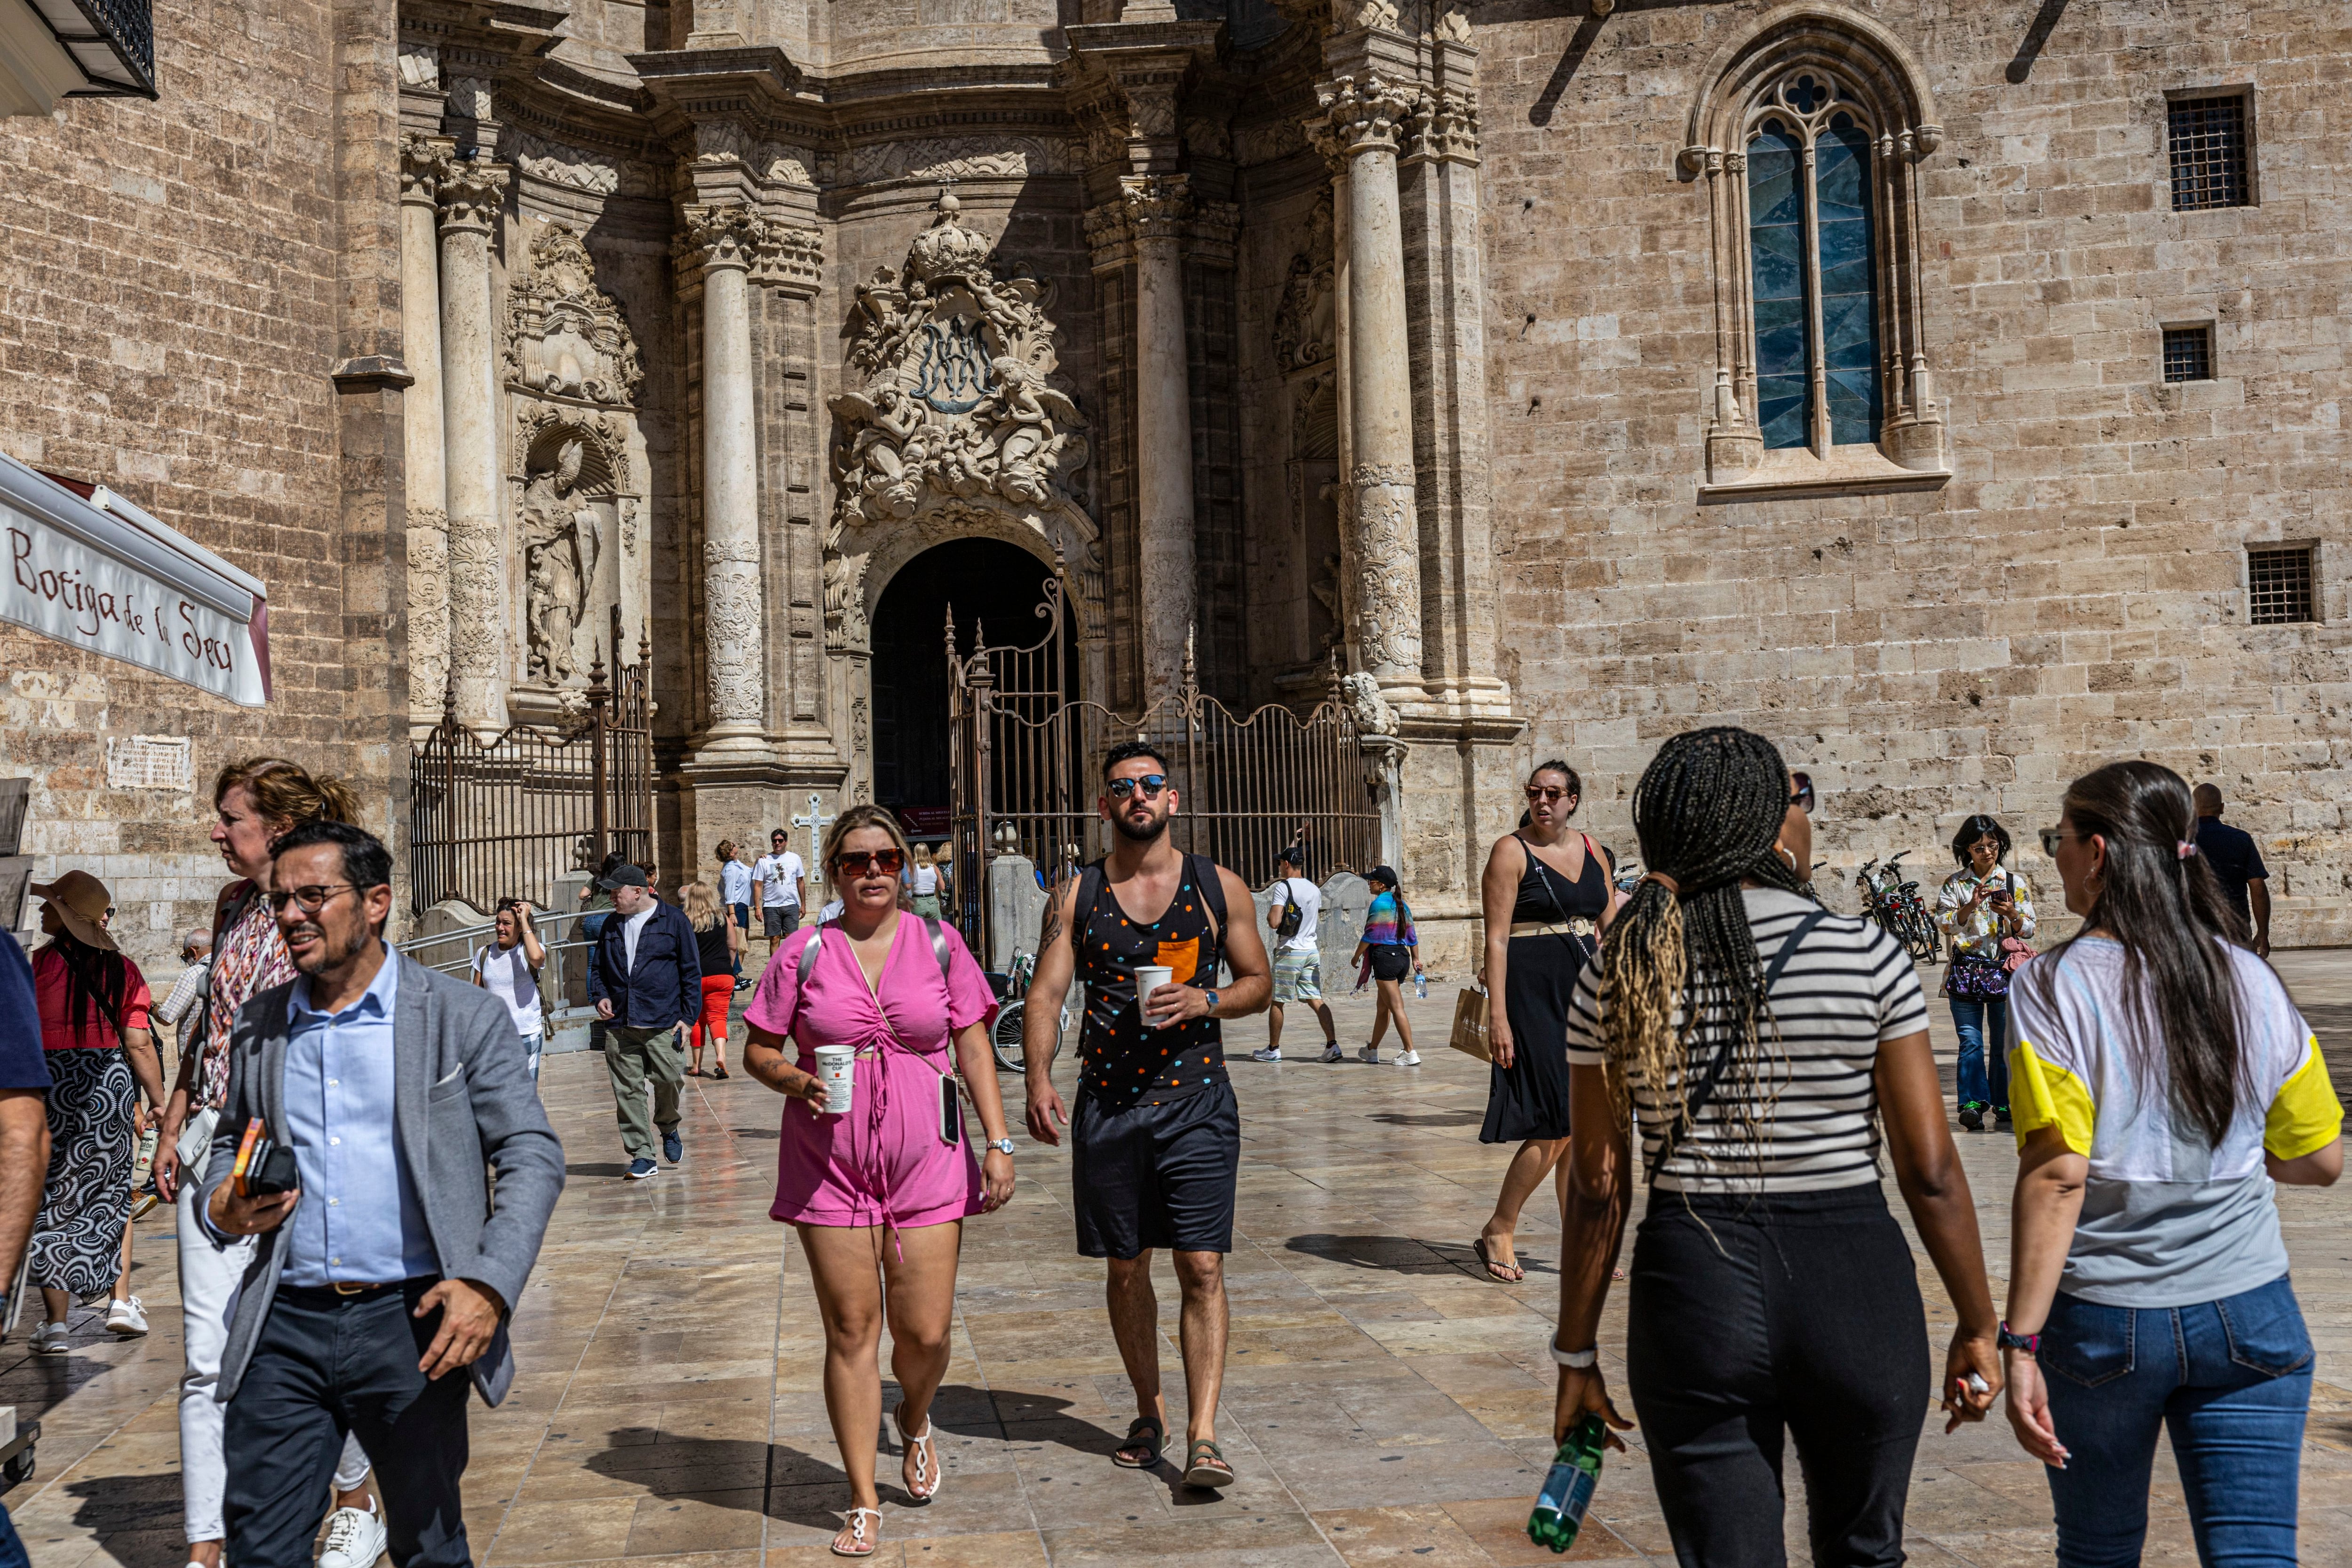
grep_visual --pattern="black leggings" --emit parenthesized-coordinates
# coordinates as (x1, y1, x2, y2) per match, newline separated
(1625, 1184, 1930, 1568)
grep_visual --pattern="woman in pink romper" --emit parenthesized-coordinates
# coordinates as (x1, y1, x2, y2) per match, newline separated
(742, 805, 1017, 1560)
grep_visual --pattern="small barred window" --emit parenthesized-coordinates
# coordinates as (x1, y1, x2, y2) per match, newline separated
(2247, 546, 2315, 626)
(2168, 96, 2250, 211)
(2162, 325, 2214, 383)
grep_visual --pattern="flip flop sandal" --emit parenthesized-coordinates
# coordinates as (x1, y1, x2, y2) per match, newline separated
(1111, 1416, 1166, 1469)
(1182, 1439, 1236, 1489)
(1471, 1237, 1524, 1283)
(714, 1065, 731, 1080)
(897, 1407, 940, 1503)
(831, 1508, 882, 1558)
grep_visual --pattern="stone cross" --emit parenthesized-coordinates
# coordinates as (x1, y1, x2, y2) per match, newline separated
(791, 792, 835, 891)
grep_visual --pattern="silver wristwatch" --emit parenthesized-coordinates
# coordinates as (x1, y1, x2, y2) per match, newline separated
(986, 1137, 1016, 1156)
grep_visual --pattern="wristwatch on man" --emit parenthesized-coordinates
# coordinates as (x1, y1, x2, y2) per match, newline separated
(1202, 988, 1219, 1015)
(986, 1137, 1016, 1157)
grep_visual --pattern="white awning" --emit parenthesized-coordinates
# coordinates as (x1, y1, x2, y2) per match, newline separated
(0, 451, 271, 707)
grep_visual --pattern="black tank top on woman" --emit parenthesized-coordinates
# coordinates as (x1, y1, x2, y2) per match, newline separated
(694, 921, 732, 975)
(1073, 854, 1227, 1108)
(1513, 835, 1610, 924)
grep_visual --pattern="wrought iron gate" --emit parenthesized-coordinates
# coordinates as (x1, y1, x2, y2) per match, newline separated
(408, 608, 656, 916)
(946, 574, 1380, 959)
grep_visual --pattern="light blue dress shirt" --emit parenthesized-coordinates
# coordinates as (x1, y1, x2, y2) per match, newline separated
(278, 954, 437, 1287)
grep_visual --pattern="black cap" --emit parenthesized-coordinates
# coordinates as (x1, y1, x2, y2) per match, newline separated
(1279, 844, 1304, 866)
(597, 862, 651, 891)
(1368, 864, 1399, 889)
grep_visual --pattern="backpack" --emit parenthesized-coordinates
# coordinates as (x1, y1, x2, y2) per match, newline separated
(1274, 876, 1304, 941)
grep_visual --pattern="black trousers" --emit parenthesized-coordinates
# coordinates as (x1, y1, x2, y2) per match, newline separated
(1625, 1185, 1930, 1568)
(224, 1279, 473, 1568)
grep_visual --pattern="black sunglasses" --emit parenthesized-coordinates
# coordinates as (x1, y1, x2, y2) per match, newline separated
(1106, 774, 1168, 800)
(1789, 772, 1814, 813)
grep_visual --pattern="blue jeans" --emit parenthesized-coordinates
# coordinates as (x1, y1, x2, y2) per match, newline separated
(728, 903, 750, 974)
(1950, 994, 2009, 1109)
(2041, 1275, 2312, 1568)
(519, 1029, 542, 1084)
(0, 1499, 30, 1568)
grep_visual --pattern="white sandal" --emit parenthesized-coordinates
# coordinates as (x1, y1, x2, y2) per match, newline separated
(831, 1507, 882, 1558)
(897, 1405, 940, 1502)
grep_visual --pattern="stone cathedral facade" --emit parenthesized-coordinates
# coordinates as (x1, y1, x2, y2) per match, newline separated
(3, 0, 2348, 965)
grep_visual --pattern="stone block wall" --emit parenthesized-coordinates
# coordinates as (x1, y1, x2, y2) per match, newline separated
(0, 0, 403, 970)
(1466, 0, 2352, 945)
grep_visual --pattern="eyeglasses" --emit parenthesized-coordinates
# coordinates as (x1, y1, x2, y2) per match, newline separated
(1789, 772, 1814, 813)
(832, 849, 904, 879)
(266, 883, 360, 914)
(1106, 774, 1168, 801)
(2038, 828, 2083, 857)
(1524, 785, 1573, 803)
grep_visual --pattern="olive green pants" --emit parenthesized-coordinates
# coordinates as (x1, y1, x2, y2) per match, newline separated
(605, 1024, 683, 1162)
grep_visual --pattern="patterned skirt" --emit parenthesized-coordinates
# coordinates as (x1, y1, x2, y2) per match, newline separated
(30, 1047, 137, 1297)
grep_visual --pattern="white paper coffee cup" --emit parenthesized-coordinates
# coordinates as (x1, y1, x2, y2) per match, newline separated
(814, 1045, 858, 1116)
(1133, 964, 1176, 1029)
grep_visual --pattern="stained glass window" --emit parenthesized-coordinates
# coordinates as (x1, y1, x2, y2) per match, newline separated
(1745, 79, 1883, 451)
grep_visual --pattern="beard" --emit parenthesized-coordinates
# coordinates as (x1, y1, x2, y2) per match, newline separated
(289, 919, 371, 975)
(1111, 808, 1169, 845)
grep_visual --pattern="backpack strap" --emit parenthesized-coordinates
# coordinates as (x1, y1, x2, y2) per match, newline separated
(798, 916, 949, 987)
(1645, 907, 1828, 1184)
(1072, 860, 1107, 955)
(1191, 853, 1226, 947)
(796, 923, 827, 987)
(924, 915, 951, 984)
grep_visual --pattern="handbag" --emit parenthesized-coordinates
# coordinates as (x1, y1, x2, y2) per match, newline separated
(1449, 984, 1492, 1062)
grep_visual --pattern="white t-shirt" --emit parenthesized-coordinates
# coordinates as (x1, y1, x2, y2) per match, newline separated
(719, 858, 753, 907)
(1268, 876, 1321, 954)
(910, 863, 939, 896)
(1564, 888, 1929, 1194)
(621, 904, 657, 971)
(755, 851, 804, 909)
(2009, 937, 2343, 1306)
(471, 942, 543, 1035)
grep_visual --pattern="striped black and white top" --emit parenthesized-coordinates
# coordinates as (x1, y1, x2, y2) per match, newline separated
(1563, 887, 1930, 1193)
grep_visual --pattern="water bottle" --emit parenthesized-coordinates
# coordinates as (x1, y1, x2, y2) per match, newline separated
(1526, 1413, 1607, 1553)
(1414, 971, 1427, 1000)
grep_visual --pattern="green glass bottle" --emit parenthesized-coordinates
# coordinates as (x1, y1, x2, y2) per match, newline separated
(1526, 1412, 1607, 1553)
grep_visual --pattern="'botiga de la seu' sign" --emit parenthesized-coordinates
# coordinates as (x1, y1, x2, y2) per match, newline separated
(0, 451, 271, 707)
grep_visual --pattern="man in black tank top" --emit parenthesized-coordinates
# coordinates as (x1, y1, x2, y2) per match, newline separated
(1023, 742, 1272, 1490)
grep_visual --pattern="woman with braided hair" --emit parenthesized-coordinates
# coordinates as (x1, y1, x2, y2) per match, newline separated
(1548, 727, 2001, 1565)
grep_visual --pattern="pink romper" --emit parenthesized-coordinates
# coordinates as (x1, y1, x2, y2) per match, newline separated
(749, 916, 999, 1230)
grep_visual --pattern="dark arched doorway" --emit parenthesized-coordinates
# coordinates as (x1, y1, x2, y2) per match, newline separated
(869, 538, 1070, 830)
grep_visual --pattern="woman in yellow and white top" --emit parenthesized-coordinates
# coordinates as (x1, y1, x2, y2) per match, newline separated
(2001, 760, 2341, 1566)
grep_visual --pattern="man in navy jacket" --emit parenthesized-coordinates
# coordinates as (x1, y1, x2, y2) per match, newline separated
(586, 865, 700, 1178)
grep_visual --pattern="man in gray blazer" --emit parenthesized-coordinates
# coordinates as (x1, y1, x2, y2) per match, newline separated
(201, 821, 564, 1568)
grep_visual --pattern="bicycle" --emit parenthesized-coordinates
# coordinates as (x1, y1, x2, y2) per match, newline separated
(985, 951, 1078, 1074)
(1856, 851, 1942, 964)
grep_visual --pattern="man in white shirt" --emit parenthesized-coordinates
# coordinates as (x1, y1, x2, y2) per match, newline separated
(1253, 846, 1339, 1063)
(753, 828, 806, 953)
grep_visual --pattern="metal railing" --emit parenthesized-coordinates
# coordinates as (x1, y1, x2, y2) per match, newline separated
(32, 0, 157, 96)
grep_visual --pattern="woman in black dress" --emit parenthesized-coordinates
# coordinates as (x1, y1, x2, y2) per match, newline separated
(1473, 761, 1613, 1282)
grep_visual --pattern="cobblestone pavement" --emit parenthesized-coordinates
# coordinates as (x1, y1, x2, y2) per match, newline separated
(8, 951, 2352, 1567)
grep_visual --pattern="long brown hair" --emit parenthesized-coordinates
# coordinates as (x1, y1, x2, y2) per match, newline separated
(2028, 760, 2252, 1147)
(214, 757, 358, 837)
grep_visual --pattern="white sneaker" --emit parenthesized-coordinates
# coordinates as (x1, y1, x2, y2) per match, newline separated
(318, 1499, 389, 1568)
(1320, 1043, 1344, 1062)
(1249, 1047, 1282, 1063)
(1357, 1045, 1379, 1064)
(106, 1296, 149, 1336)
(32, 1320, 71, 1353)
(1397, 1050, 1422, 1067)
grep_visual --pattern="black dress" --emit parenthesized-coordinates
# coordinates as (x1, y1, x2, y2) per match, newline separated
(1480, 835, 1609, 1143)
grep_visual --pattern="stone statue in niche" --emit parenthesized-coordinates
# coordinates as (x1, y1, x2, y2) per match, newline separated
(519, 438, 602, 682)
(828, 192, 1092, 528)
(1272, 194, 1335, 376)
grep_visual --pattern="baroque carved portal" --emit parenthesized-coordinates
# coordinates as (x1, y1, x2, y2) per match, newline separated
(826, 191, 1100, 654)
(505, 223, 644, 404)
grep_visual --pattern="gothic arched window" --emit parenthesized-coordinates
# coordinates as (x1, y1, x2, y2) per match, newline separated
(1681, 7, 1947, 494)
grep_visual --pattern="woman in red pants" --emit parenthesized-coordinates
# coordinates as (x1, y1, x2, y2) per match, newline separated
(681, 882, 741, 1078)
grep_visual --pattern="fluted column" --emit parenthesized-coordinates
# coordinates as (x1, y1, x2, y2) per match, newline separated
(1317, 75, 1422, 699)
(401, 135, 453, 732)
(1127, 174, 1196, 707)
(679, 204, 770, 756)
(436, 156, 510, 736)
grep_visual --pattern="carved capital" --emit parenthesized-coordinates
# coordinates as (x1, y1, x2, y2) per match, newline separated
(1120, 173, 1192, 240)
(401, 134, 453, 206)
(1083, 198, 1137, 269)
(1404, 88, 1480, 166)
(753, 224, 824, 297)
(435, 159, 509, 234)
(1313, 74, 1416, 158)
(675, 204, 769, 279)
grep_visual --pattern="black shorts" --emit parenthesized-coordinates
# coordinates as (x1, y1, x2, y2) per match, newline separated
(1071, 1079, 1240, 1258)
(1368, 943, 1414, 982)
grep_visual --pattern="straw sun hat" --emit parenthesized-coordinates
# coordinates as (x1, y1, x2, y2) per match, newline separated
(32, 869, 117, 951)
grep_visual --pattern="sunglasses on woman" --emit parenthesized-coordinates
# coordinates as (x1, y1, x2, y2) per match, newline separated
(1106, 774, 1168, 800)
(1524, 785, 1572, 803)
(833, 849, 904, 879)
(1789, 772, 1814, 813)
(2037, 828, 2082, 857)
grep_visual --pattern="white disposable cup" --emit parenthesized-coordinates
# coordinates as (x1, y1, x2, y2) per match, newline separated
(814, 1046, 858, 1116)
(1132, 965, 1176, 1029)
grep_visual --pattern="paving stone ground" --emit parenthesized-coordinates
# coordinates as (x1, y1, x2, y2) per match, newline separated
(9, 949, 2352, 1567)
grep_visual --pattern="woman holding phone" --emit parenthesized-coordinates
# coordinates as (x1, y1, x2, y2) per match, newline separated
(740, 805, 1017, 1558)
(1934, 813, 2037, 1132)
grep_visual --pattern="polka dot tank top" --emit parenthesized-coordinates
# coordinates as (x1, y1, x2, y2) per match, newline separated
(1074, 854, 1227, 1107)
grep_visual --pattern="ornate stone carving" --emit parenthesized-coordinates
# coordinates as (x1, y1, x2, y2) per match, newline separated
(502, 130, 653, 197)
(754, 225, 824, 296)
(1342, 671, 1399, 735)
(1272, 192, 1335, 376)
(704, 535, 764, 724)
(1350, 464, 1422, 675)
(517, 438, 603, 682)
(504, 223, 644, 405)
(400, 134, 450, 203)
(827, 137, 1081, 187)
(1314, 74, 1417, 154)
(1310, 550, 1343, 653)
(1340, 0, 1400, 31)
(512, 404, 632, 492)
(675, 204, 768, 279)
(755, 142, 817, 186)
(1405, 88, 1480, 165)
(397, 40, 438, 89)
(1434, 2, 1471, 41)
(408, 508, 450, 719)
(436, 159, 508, 233)
(446, 75, 493, 122)
(1120, 174, 1192, 239)
(692, 119, 752, 165)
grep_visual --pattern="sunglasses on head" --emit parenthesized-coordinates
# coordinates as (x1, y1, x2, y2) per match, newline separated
(1106, 774, 1168, 801)
(833, 848, 904, 878)
(1789, 772, 1815, 813)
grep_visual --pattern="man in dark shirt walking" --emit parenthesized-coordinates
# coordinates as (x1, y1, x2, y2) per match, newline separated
(588, 864, 700, 1179)
(2193, 784, 2271, 956)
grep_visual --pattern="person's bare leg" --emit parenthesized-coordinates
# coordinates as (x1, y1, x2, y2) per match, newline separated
(111, 1213, 133, 1302)
(1390, 983, 1417, 1053)
(1309, 999, 1337, 1046)
(798, 1224, 888, 1549)
(1367, 984, 1393, 1049)
(187, 1544, 222, 1568)
(1478, 1137, 1568, 1277)
(880, 1221, 962, 1499)
(1172, 1250, 1229, 1448)
(40, 1285, 68, 1324)
(1105, 1252, 1166, 1462)
(1266, 1001, 1284, 1054)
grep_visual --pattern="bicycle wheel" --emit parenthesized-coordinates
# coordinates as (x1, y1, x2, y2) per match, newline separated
(991, 1001, 1027, 1074)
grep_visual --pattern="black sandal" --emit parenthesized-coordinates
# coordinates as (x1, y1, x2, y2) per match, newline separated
(1112, 1416, 1165, 1469)
(1182, 1439, 1235, 1488)
(713, 1064, 730, 1080)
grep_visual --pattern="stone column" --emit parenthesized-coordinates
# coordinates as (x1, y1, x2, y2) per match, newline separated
(1127, 174, 1196, 707)
(401, 135, 453, 732)
(679, 204, 770, 756)
(1317, 75, 1422, 700)
(436, 156, 510, 736)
